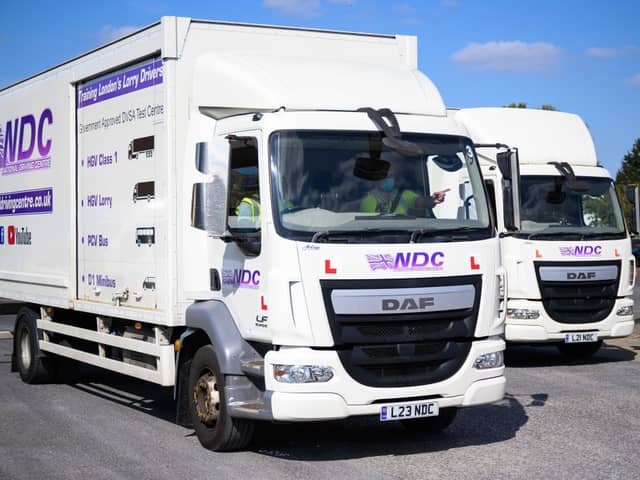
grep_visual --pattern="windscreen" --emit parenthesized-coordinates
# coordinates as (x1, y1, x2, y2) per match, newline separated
(270, 131, 491, 243)
(519, 175, 625, 238)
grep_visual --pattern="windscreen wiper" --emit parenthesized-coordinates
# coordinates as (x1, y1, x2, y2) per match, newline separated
(410, 226, 482, 243)
(578, 231, 626, 240)
(311, 228, 408, 243)
(354, 213, 416, 220)
(526, 231, 583, 240)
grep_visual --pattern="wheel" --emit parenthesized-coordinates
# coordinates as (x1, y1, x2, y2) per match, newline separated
(401, 407, 458, 433)
(14, 307, 58, 384)
(188, 345, 255, 451)
(557, 340, 603, 358)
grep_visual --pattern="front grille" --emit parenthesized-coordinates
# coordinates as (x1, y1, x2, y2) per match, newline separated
(535, 261, 620, 324)
(321, 276, 481, 388)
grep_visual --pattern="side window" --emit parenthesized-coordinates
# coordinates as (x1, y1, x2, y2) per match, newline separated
(484, 179, 497, 225)
(227, 137, 260, 232)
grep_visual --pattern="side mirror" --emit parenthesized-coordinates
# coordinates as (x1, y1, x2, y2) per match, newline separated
(497, 149, 520, 231)
(626, 184, 640, 235)
(191, 139, 230, 238)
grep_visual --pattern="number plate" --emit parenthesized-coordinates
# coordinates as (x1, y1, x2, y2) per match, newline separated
(380, 401, 439, 422)
(564, 332, 598, 343)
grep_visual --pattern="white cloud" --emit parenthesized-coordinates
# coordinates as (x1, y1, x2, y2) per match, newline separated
(627, 74, 640, 87)
(97, 25, 139, 44)
(263, 0, 321, 16)
(586, 46, 640, 58)
(452, 41, 562, 73)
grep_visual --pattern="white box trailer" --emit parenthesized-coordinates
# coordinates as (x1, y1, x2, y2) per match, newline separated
(452, 107, 636, 357)
(1, 17, 505, 451)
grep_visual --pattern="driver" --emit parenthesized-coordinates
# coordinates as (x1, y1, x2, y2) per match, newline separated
(360, 166, 449, 214)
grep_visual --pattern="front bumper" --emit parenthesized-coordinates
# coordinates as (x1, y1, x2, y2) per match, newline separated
(505, 297, 634, 342)
(262, 337, 505, 422)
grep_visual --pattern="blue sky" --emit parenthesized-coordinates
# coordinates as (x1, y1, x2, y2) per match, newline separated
(1, 0, 638, 175)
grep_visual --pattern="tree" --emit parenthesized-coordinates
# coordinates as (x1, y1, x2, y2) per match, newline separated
(615, 137, 640, 230)
(503, 103, 557, 110)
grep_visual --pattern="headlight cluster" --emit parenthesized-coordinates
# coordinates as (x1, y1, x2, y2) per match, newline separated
(474, 351, 504, 370)
(273, 364, 334, 383)
(616, 305, 633, 317)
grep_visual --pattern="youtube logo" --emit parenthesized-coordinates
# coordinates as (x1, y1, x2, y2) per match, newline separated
(8, 225, 15, 245)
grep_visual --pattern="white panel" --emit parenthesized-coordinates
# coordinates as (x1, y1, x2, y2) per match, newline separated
(76, 57, 166, 313)
(331, 285, 475, 315)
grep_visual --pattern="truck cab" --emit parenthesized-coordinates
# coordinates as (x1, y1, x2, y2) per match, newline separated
(453, 107, 636, 357)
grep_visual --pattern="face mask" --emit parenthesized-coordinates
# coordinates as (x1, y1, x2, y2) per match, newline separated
(380, 177, 395, 192)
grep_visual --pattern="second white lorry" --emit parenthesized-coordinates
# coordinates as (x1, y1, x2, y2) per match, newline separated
(454, 107, 636, 357)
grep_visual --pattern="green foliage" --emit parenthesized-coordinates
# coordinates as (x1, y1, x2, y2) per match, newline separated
(503, 103, 557, 110)
(505, 102, 528, 108)
(615, 137, 640, 230)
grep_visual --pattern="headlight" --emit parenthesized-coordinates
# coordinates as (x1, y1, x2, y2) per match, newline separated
(474, 351, 504, 370)
(507, 308, 540, 320)
(616, 305, 633, 316)
(273, 364, 334, 383)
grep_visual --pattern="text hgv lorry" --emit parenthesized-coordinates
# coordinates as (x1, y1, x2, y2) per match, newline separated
(453, 107, 637, 357)
(1, 17, 505, 451)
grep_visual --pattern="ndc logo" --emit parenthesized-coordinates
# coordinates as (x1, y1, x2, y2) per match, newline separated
(0, 108, 53, 175)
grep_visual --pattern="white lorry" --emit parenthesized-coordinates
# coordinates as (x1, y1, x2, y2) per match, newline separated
(1, 17, 505, 451)
(453, 107, 637, 357)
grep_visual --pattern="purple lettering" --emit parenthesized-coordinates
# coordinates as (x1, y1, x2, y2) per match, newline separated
(394, 252, 411, 269)
(411, 252, 429, 268)
(251, 270, 261, 286)
(594, 246, 602, 255)
(432, 251, 444, 267)
(241, 270, 252, 285)
(18, 114, 36, 161)
(573, 246, 583, 255)
(233, 270, 243, 285)
(3, 119, 19, 165)
(37, 108, 53, 156)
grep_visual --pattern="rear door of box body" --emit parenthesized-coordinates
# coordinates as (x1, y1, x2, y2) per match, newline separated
(76, 57, 165, 311)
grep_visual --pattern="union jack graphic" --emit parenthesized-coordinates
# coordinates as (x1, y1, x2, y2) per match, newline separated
(366, 254, 395, 271)
(559, 247, 574, 256)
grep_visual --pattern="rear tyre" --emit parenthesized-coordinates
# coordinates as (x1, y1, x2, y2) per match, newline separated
(14, 307, 58, 384)
(401, 407, 458, 433)
(557, 340, 603, 358)
(187, 345, 255, 451)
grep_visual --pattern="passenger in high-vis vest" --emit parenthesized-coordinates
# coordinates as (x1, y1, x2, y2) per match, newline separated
(360, 175, 449, 215)
(236, 193, 261, 224)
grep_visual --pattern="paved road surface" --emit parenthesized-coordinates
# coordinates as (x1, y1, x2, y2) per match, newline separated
(1, 312, 639, 480)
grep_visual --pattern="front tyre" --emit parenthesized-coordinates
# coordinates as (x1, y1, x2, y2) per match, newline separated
(557, 340, 603, 358)
(401, 407, 458, 433)
(188, 345, 255, 451)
